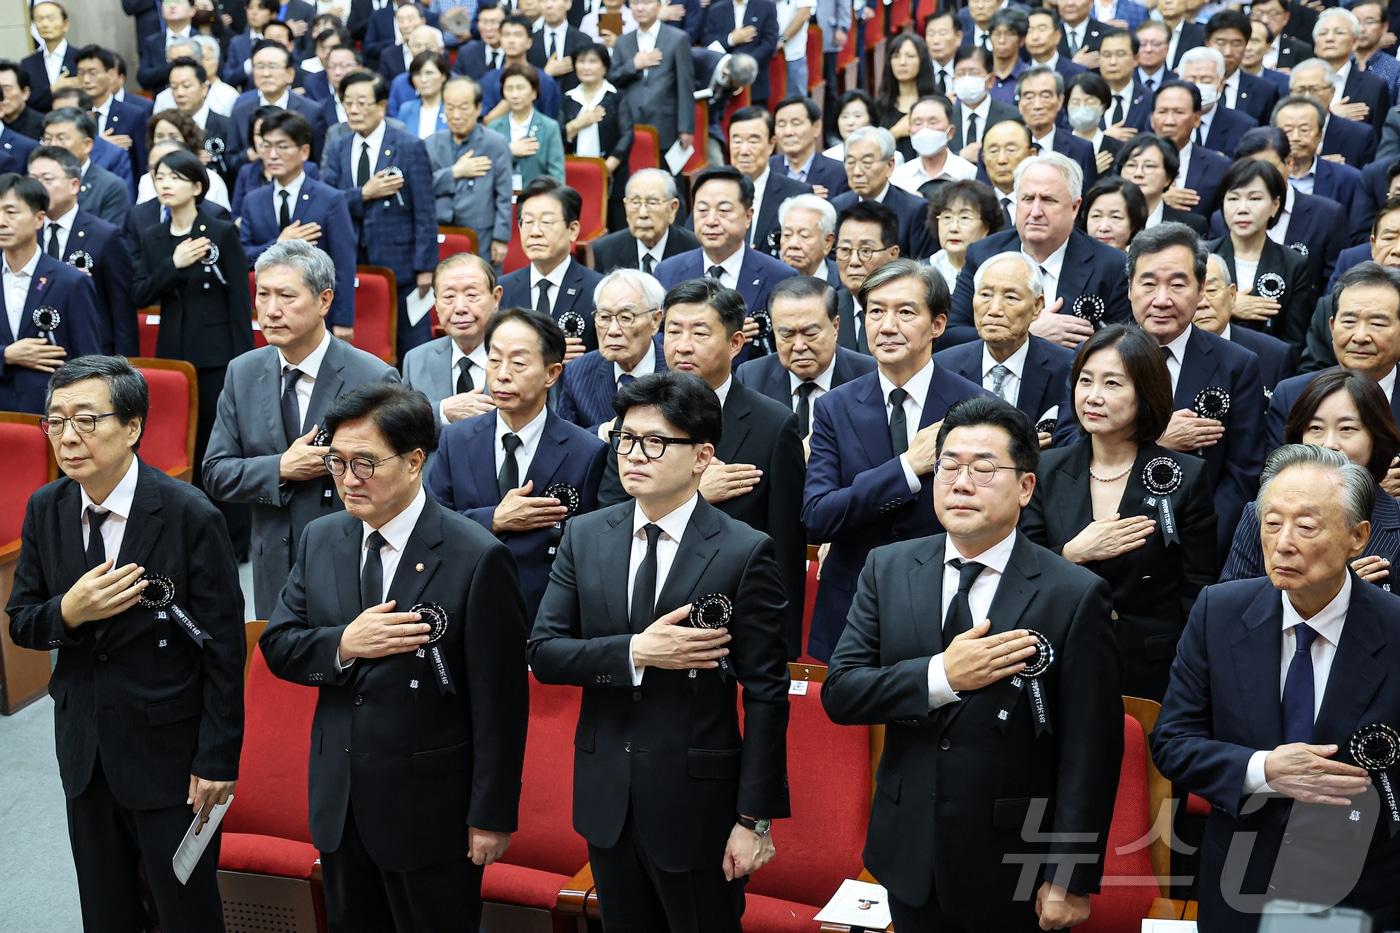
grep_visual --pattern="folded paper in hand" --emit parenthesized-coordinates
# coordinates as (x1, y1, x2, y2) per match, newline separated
(814, 878, 892, 928)
(665, 140, 694, 175)
(406, 288, 435, 328)
(172, 795, 234, 885)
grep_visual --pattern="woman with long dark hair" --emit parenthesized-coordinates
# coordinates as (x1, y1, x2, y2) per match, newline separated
(875, 34, 937, 159)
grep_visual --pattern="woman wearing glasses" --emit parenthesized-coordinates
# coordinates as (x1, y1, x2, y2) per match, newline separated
(1020, 325, 1216, 701)
(927, 180, 1003, 292)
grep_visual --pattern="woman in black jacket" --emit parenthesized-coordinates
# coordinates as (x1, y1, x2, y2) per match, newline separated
(133, 149, 253, 478)
(1021, 324, 1217, 701)
(561, 42, 633, 231)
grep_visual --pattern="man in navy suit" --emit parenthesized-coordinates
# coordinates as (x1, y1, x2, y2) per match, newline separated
(451, 4, 506, 79)
(428, 307, 607, 621)
(0, 173, 102, 413)
(770, 95, 848, 198)
(1180, 47, 1259, 159)
(736, 275, 876, 437)
(700, 0, 780, 105)
(228, 41, 328, 166)
(1097, 28, 1153, 133)
(832, 200, 901, 355)
(1347, 158, 1397, 246)
(27, 146, 135, 357)
(934, 253, 1072, 443)
(1016, 65, 1098, 187)
(557, 269, 667, 430)
(1152, 445, 1400, 933)
(655, 166, 797, 362)
(499, 178, 605, 357)
(1022, 10, 1086, 90)
(1134, 20, 1177, 92)
(239, 111, 356, 339)
(830, 126, 938, 262)
(1207, 11, 1281, 127)
(0, 118, 38, 175)
(1128, 222, 1265, 551)
(48, 90, 135, 201)
(727, 105, 811, 260)
(223, 0, 279, 88)
(589, 170, 701, 274)
(321, 71, 438, 357)
(1288, 62, 1378, 168)
(1273, 94, 1362, 212)
(136, 0, 197, 91)
(75, 46, 148, 181)
(1314, 8, 1391, 135)
(1151, 80, 1231, 216)
(1055, 0, 1107, 62)
(947, 152, 1132, 349)
(802, 259, 989, 660)
(1196, 252, 1298, 396)
(22, 1, 77, 114)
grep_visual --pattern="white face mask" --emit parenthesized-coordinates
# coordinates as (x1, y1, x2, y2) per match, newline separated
(1067, 104, 1103, 133)
(911, 128, 949, 156)
(952, 75, 988, 105)
(1195, 81, 1220, 109)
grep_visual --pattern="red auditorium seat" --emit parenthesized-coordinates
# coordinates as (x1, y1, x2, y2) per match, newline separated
(137, 307, 160, 358)
(565, 156, 609, 242)
(352, 266, 399, 365)
(631, 125, 661, 176)
(129, 357, 197, 482)
(481, 675, 588, 931)
(248, 274, 268, 349)
(800, 545, 821, 664)
(685, 101, 710, 174)
(437, 225, 477, 261)
(504, 204, 529, 274)
(218, 632, 325, 932)
(768, 55, 788, 108)
(806, 25, 825, 98)
(0, 411, 57, 713)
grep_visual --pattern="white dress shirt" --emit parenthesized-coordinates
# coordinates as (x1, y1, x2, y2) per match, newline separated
(352, 120, 389, 178)
(1146, 199, 1165, 227)
(879, 357, 936, 493)
(1160, 323, 1193, 394)
(42, 39, 69, 87)
(638, 229, 669, 270)
(961, 97, 992, 144)
(540, 22, 569, 60)
(1267, 184, 1295, 245)
(273, 171, 307, 223)
(1064, 19, 1089, 54)
(714, 375, 733, 408)
(530, 256, 573, 311)
(359, 486, 429, 603)
(927, 528, 1018, 707)
(981, 339, 1029, 406)
(1024, 237, 1069, 308)
(1174, 141, 1195, 190)
(81, 455, 140, 561)
(1243, 573, 1352, 794)
(44, 203, 78, 261)
(627, 492, 702, 683)
(276, 329, 333, 433)
(891, 151, 977, 193)
(441, 340, 490, 424)
(788, 353, 836, 411)
(1380, 365, 1398, 402)
(700, 246, 746, 288)
(614, 346, 658, 384)
(3, 247, 40, 340)
(748, 168, 771, 247)
(565, 81, 616, 157)
(494, 405, 549, 479)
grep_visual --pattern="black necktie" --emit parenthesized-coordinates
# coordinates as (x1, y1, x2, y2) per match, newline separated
(888, 387, 909, 456)
(548, 32, 557, 59)
(499, 432, 522, 497)
(795, 381, 817, 436)
(46, 223, 61, 259)
(456, 357, 474, 394)
(1195, 124, 1204, 147)
(281, 365, 302, 446)
(356, 141, 371, 187)
(361, 531, 385, 611)
(943, 558, 986, 640)
(536, 280, 551, 318)
(1112, 94, 1125, 125)
(1281, 623, 1319, 744)
(966, 112, 979, 145)
(629, 523, 662, 631)
(1001, 196, 1013, 225)
(707, 264, 723, 281)
(278, 189, 292, 229)
(641, 252, 655, 274)
(1145, 76, 1155, 93)
(85, 507, 108, 569)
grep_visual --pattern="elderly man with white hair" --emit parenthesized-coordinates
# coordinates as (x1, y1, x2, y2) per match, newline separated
(778, 193, 839, 281)
(1286, 57, 1379, 167)
(556, 268, 668, 430)
(934, 253, 1073, 445)
(1178, 45, 1259, 158)
(830, 124, 939, 261)
(1311, 6, 1390, 133)
(589, 169, 701, 271)
(1271, 92, 1364, 207)
(946, 150, 1132, 347)
(889, 95, 977, 196)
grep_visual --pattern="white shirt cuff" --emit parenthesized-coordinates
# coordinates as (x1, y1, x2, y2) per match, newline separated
(899, 453, 922, 494)
(438, 397, 451, 426)
(707, 40, 727, 54)
(1243, 749, 1274, 796)
(628, 635, 644, 686)
(927, 653, 960, 709)
(335, 652, 354, 673)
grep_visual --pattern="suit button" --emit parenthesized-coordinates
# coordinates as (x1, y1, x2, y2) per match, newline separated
(354, 694, 364, 706)
(939, 739, 951, 751)
(282, 536, 289, 544)
(97, 653, 109, 662)
(624, 742, 632, 753)
(343, 747, 350, 753)
(1110, 610, 1119, 621)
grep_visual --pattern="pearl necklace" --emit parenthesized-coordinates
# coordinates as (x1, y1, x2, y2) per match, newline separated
(1088, 463, 1133, 483)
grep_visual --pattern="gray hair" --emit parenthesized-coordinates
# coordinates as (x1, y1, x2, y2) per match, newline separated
(1179, 46, 1226, 78)
(973, 253, 1044, 299)
(593, 268, 667, 310)
(1014, 63, 1063, 99)
(1258, 444, 1374, 527)
(411, 24, 445, 48)
(625, 168, 677, 200)
(191, 34, 222, 67)
(845, 125, 897, 161)
(778, 193, 837, 237)
(1206, 253, 1233, 288)
(256, 240, 336, 295)
(1012, 151, 1083, 201)
(1315, 7, 1361, 40)
(167, 38, 198, 61)
(1126, 221, 1207, 283)
(728, 53, 758, 87)
(1290, 57, 1338, 85)
(857, 258, 949, 318)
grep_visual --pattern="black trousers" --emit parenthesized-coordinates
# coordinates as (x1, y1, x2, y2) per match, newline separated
(320, 805, 483, 933)
(587, 807, 745, 933)
(66, 756, 226, 933)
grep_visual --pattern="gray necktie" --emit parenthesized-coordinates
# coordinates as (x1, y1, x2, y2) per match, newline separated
(989, 364, 1010, 400)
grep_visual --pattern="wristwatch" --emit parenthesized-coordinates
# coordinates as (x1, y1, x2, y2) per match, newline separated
(737, 815, 772, 836)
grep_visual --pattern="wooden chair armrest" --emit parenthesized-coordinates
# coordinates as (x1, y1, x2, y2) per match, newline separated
(557, 862, 595, 915)
(1148, 897, 1189, 919)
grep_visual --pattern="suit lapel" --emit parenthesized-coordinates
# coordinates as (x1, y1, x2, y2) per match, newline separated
(526, 413, 570, 490)
(305, 338, 347, 430)
(57, 480, 87, 585)
(603, 503, 636, 632)
(1230, 584, 1285, 751)
(555, 260, 584, 317)
(653, 500, 722, 617)
(1054, 443, 1094, 534)
(908, 536, 946, 658)
(1174, 327, 1219, 409)
(333, 516, 364, 622)
(258, 350, 284, 450)
(851, 375, 894, 464)
(1018, 340, 1051, 420)
(1314, 581, 1388, 743)
(386, 500, 443, 610)
(469, 413, 502, 503)
(718, 382, 753, 462)
(116, 465, 165, 570)
(1057, 234, 1092, 304)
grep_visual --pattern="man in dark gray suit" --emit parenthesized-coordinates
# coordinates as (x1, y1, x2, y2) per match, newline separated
(203, 241, 401, 618)
(589, 169, 701, 273)
(608, 0, 695, 155)
(401, 253, 501, 427)
(44, 108, 131, 229)
(425, 76, 513, 265)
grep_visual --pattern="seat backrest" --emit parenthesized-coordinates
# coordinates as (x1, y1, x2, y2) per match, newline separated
(767, 55, 787, 109)
(137, 308, 160, 359)
(132, 359, 196, 477)
(498, 675, 589, 874)
(353, 267, 398, 364)
(1079, 713, 1160, 932)
(744, 680, 870, 906)
(222, 645, 317, 844)
(565, 157, 608, 241)
(504, 204, 529, 274)
(437, 227, 477, 262)
(686, 102, 709, 174)
(631, 125, 660, 176)
(800, 558, 820, 663)
(805, 26, 823, 92)
(247, 274, 268, 349)
(0, 413, 53, 543)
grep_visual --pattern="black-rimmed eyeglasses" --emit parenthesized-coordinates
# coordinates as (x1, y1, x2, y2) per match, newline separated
(608, 431, 698, 460)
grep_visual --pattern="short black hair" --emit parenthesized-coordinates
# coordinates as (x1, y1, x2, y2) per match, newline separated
(485, 307, 567, 366)
(1205, 9, 1252, 40)
(773, 94, 821, 123)
(729, 104, 774, 135)
(409, 50, 450, 80)
(168, 55, 208, 84)
(323, 383, 439, 456)
(341, 70, 388, 102)
(691, 165, 755, 209)
(0, 173, 48, 213)
(1154, 79, 1202, 112)
(153, 150, 209, 204)
(575, 41, 611, 71)
(1067, 71, 1112, 108)
(989, 8, 1029, 38)
(44, 106, 96, 140)
(259, 110, 313, 148)
(1126, 221, 1207, 284)
(0, 59, 30, 91)
(953, 46, 992, 71)
(662, 278, 748, 338)
(1069, 324, 1174, 443)
(911, 92, 954, 123)
(837, 199, 900, 249)
(769, 275, 838, 320)
(27, 144, 80, 179)
(46, 355, 148, 450)
(500, 60, 540, 94)
(1097, 26, 1139, 54)
(1114, 132, 1181, 183)
(50, 87, 93, 111)
(935, 397, 1039, 475)
(518, 176, 582, 226)
(1373, 194, 1400, 236)
(74, 44, 117, 71)
(501, 12, 534, 32)
(249, 103, 286, 139)
(928, 179, 1004, 237)
(1235, 125, 1290, 161)
(251, 38, 295, 69)
(613, 371, 723, 447)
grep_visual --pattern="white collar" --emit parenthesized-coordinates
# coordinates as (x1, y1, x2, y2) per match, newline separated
(449, 337, 488, 374)
(273, 170, 307, 204)
(81, 454, 139, 517)
(637, 20, 661, 39)
(981, 339, 1030, 380)
(943, 525, 1018, 569)
(3, 247, 40, 279)
(530, 255, 572, 291)
(1380, 364, 1398, 401)
(641, 228, 669, 259)
(1025, 236, 1070, 279)
(702, 244, 747, 283)
(48, 203, 78, 231)
(45, 39, 69, 60)
(1162, 321, 1194, 360)
(715, 375, 733, 407)
(878, 355, 935, 405)
(1147, 199, 1165, 225)
(277, 328, 333, 379)
(634, 490, 700, 540)
(1220, 321, 1233, 341)
(353, 119, 388, 155)
(565, 80, 616, 105)
(1280, 571, 1351, 645)
(790, 354, 837, 393)
(495, 403, 549, 453)
(363, 486, 427, 553)
(614, 344, 657, 382)
(260, 90, 291, 109)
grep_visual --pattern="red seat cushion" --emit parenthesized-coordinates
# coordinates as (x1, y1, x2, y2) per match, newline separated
(743, 892, 819, 932)
(352, 271, 395, 363)
(481, 863, 573, 911)
(565, 159, 607, 241)
(437, 231, 475, 261)
(0, 420, 49, 543)
(219, 832, 321, 880)
(1186, 793, 1211, 816)
(1079, 714, 1160, 932)
(137, 365, 191, 475)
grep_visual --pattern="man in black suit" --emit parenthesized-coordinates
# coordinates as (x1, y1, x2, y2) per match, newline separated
(1252, 0, 1314, 71)
(1180, 47, 1260, 159)
(1273, 93, 1364, 210)
(770, 94, 848, 198)
(1207, 11, 1282, 127)
(261, 382, 528, 932)
(1160, 0, 1207, 69)
(451, 4, 506, 78)
(831, 126, 938, 261)
(529, 0, 592, 94)
(1097, 28, 1153, 135)
(1151, 80, 1231, 216)
(1314, 7, 1391, 135)
(1288, 60, 1379, 169)
(590, 168, 700, 274)
(1055, 0, 1107, 64)
(23, 1, 78, 114)
(1153, 444, 1400, 932)
(777, 192, 839, 283)
(8, 355, 244, 932)
(934, 253, 1074, 444)
(736, 276, 877, 437)
(823, 395, 1122, 932)
(832, 200, 901, 354)
(499, 178, 604, 355)
(1015, 65, 1099, 186)
(948, 48, 1020, 161)
(530, 370, 791, 932)
(137, 0, 197, 91)
(0, 60, 47, 139)
(728, 105, 812, 259)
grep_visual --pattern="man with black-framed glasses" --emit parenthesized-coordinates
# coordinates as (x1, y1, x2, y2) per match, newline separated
(832, 199, 901, 355)
(531, 369, 791, 933)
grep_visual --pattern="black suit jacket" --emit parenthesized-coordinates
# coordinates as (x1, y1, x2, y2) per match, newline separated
(1056, 18, 1108, 58)
(1343, 63, 1391, 136)
(529, 25, 594, 93)
(932, 336, 1073, 425)
(1201, 104, 1257, 159)
(1164, 204, 1209, 236)
(589, 225, 700, 272)
(1322, 113, 1377, 168)
(561, 88, 634, 172)
(822, 531, 1122, 924)
(6, 106, 46, 141)
(499, 258, 605, 352)
(1169, 22, 1207, 70)
(1206, 235, 1313, 351)
(734, 347, 877, 413)
(529, 496, 791, 871)
(20, 44, 77, 113)
(750, 171, 813, 259)
(1021, 442, 1216, 701)
(1184, 142, 1231, 217)
(452, 40, 499, 79)
(835, 288, 868, 354)
(260, 496, 529, 871)
(68, 208, 137, 357)
(949, 99, 1020, 156)
(1231, 71, 1281, 127)
(7, 462, 245, 810)
(769, 151, 850, 197)
(830, 184, 938, 261)
(1228, 324, 1296, 394)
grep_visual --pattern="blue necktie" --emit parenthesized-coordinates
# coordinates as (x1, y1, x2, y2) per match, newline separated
(1281, 623, 1319, 745)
